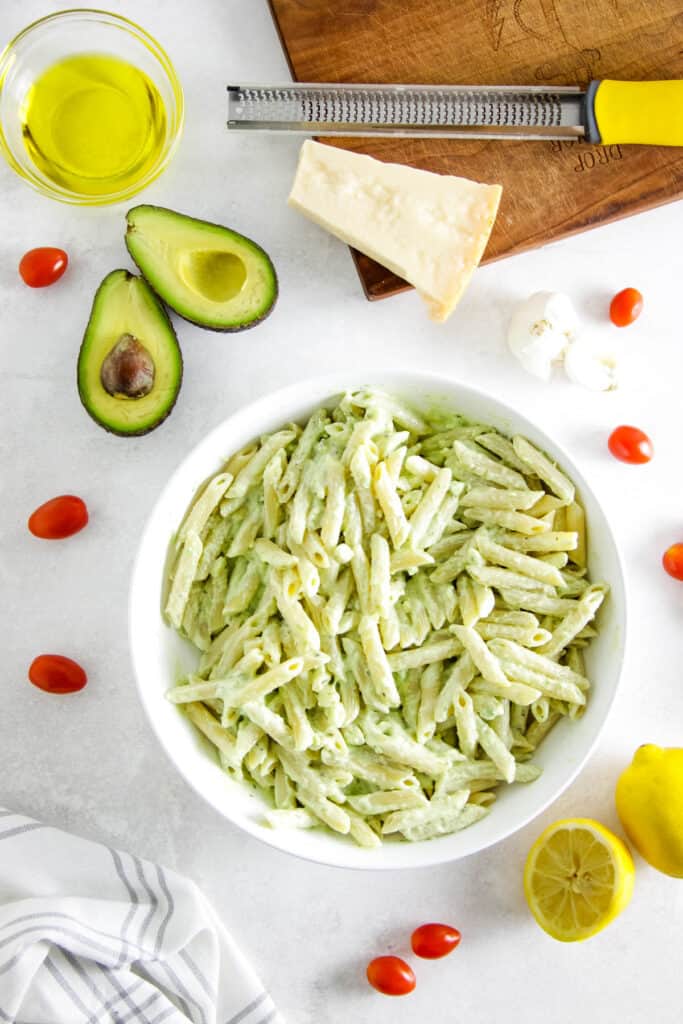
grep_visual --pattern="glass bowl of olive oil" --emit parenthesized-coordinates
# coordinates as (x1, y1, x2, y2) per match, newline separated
(0, 9, 184, 204)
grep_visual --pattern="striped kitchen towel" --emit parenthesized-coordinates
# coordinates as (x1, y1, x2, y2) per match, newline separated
(0, 807, 284, 1024)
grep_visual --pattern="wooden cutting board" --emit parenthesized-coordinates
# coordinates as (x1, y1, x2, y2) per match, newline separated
(269, 0, 683, 300)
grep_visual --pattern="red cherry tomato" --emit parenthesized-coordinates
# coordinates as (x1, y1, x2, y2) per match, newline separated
(607, 426, 653, 464)
(28, 654, 87, 694)
(663, 544, 683, 581)
(366, 956, 416, 996)
(28, 495, 88, 539)
(19, 247, 68, 288)
(411, 922, 461, 959)
(609, 287, 643, 327)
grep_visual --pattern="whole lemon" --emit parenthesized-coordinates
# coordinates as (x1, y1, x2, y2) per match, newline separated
(616, 744, 683, 878)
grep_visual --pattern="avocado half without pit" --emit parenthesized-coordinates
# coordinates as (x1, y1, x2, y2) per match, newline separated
(125, 205, 278, 331)
(77, 270, 182, 436)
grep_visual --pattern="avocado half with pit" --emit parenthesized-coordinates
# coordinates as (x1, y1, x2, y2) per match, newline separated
(77, 270, 182, 436)
(125, 205, 278, 331)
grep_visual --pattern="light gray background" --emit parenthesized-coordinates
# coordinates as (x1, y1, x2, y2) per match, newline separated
(1, 2, 682, 1021)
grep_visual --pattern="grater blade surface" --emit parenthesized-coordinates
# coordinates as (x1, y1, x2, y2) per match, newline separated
(227, 83, 586, 139)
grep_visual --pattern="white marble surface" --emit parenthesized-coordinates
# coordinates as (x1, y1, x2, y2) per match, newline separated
(2, 2, 683, 1021)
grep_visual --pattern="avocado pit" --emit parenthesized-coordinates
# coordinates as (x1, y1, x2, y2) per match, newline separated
(100, 333, 155, 399)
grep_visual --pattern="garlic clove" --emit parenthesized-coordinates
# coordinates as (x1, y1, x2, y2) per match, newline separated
(507, 291, 579, 380)
(517, 348, 555, 382)
(563, 339, 619, 392)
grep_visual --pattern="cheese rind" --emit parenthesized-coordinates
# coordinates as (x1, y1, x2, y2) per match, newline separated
(288, 140, 502, 322)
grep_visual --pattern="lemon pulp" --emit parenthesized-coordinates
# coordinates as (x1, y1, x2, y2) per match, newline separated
(20, 53, 167, 196)
(524, 818, 634, 942)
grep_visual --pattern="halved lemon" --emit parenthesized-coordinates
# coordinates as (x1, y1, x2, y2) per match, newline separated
(524, 818, 635, 942)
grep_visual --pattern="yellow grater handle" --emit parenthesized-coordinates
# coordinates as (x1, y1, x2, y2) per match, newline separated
(587, 79, 683, 147)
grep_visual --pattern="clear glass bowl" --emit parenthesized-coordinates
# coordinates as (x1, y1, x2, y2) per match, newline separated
(0, 8, 184, 205)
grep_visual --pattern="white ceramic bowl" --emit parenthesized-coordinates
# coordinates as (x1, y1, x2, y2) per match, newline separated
(129, 372, 626, 870)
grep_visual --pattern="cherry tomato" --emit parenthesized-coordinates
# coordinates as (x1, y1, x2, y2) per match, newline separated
(366, 956, 416, 996)
(663, 543, 683, 581)
(609, 287, 643, 327)
(28, 655, 87, 694)
(607, 426, 653, 464)
(411, 922, 461, 959)
(19, 247, 68, 288)
(28, 495, 88, 539)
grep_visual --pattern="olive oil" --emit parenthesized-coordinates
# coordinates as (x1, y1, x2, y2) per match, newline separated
(20, 53, 167, 197)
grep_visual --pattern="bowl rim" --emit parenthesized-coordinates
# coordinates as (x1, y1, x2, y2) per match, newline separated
(0, 7, 184, 206)
(129, 370, 628, 870)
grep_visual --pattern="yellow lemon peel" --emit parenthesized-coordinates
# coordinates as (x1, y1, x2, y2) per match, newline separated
(616, 744, 683, 878)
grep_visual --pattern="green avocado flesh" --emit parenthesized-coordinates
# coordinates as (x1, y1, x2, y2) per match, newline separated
(77, 270, 183, 436)
(125, 205, 278, 331)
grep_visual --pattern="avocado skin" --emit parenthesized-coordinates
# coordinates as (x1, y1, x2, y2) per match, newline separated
(77, 270, 183, 437)
(125, 205, 278, 332)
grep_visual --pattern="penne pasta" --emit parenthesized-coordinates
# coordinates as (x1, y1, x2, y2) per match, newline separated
(512, 436, 575, 504)
(387, 637, 463, 672)
(475, 717, 516, 783)
(176, 473, 233, 548)
(434, 652, 476, 725)
(277, 408, 329, 503)
(463, 507, 551, 535)
(538, 583, 608, 658)
(452, 440, 529, 490)
(223, 430, 296, 509)
(373, 462, 411, 548)
(369, 532, 392, 617)
(564, 500, 587, 567)
(166, 530, 203, 628)
(450, 625, 509, 689)
(475, 531, 565, 588)
(320, 457, 346, 550)
(460, 486, 544, 511)
(416, 662, 442, 743)
(358, 614, 401, 709)
(163, 389, 607, 848)
(409, 467, 453, 548)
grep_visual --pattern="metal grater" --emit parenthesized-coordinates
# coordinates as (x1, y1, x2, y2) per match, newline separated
(227, 82, 589, 140)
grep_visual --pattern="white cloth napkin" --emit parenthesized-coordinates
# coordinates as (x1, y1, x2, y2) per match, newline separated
(0, 807, 284, 1024)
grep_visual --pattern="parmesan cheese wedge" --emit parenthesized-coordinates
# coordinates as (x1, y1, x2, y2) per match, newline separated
(288, 140, 502, 322)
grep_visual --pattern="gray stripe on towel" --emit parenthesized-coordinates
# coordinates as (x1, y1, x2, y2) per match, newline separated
(0, 912, 149, 962)
(179, 947, 215, 1001)
(123, 990, 166, 1023)
(44, 953, 92, 1018)
(226, 991, 268, 1024)
(133, 855, 159, 948)
(109, 846, 140, 966)
(0, 823, 44, 841)
(255, 1008, 278, 1024)
(104, 973, 162, 1024)
(157, 959, 208, 1024)
(62, 948, 108, 1007)
(148, 1006, 181, 1024)
(85, 973, 145, 1024)
(154, 865, 175, 957)
(0, 923, 117, 966)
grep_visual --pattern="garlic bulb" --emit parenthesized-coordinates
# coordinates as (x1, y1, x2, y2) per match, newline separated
(507, 291, 578, 381)
(563, 339, 618, 392)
